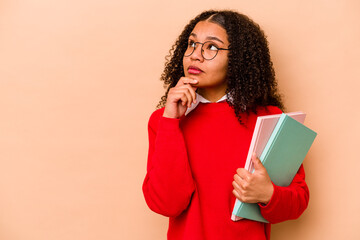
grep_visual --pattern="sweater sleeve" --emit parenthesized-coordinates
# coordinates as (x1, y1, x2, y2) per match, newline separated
(142, 109, 196, 217)
(259, 164, 309, 223)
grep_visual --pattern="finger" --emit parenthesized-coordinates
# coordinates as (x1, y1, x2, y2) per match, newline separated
(232, 189, 241, 200)
(252, 152, 264, 171)
(236, 168, 251, 180)
(176, 77, 198, 87)
(183, 84, 197, 103)
(180, 94, 189, 106)
(176, 87, 193, 107)
(180, 77, 198, 86)
(234, 174, 249, 191)
(232, 180, 241, 191)
(184, 82, 198, 103)
(168, 89, 189, 105)
(184, 85, 194, 107)
(182, 84, 197, 104)
(166, 89, 182, 103)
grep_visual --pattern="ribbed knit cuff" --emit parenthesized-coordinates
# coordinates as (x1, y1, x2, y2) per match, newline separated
(158, 116, 181, 132)
(258, 182, 280, 213)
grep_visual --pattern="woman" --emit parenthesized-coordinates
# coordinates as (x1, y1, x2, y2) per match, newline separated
(142, 10, 309, 240)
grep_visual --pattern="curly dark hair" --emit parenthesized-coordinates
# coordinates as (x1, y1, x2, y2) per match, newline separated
(157, 10, 284, 123)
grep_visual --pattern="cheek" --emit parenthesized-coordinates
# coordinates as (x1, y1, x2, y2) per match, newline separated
(182, 57, 188, 74)
(214, 61, 228, 78)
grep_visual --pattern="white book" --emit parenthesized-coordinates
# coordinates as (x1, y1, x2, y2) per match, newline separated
(231, 111, 306, 221)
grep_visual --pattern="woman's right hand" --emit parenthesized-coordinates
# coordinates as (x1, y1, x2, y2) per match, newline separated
(163, 77, 198, 119)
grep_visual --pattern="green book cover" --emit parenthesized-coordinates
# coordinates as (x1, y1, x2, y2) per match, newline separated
(232, 113, 317, 222)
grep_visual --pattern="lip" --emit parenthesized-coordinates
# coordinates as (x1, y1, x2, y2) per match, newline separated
(187, 66, 204, 75)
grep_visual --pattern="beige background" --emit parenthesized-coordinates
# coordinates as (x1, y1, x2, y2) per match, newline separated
(0, 0, 359, 239)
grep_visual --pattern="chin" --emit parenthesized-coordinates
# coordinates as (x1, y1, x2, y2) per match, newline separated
(188, 75, 202, 82)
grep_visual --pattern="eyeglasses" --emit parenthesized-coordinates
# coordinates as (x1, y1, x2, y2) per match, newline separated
(184, 41, 230, 60)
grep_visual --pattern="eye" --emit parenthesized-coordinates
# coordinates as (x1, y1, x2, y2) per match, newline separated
(188, 40, 196, 48)
(207, 43, 219, 51)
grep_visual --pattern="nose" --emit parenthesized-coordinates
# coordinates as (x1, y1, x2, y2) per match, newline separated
(190, 44, 204, 62)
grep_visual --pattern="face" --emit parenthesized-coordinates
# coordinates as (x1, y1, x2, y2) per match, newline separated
(183, 20, 229, 97)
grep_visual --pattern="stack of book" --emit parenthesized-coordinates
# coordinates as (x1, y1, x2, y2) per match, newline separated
(231, 112, 317, 222)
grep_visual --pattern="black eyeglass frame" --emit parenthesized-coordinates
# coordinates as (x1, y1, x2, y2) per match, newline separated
(184, 41, 230, 60)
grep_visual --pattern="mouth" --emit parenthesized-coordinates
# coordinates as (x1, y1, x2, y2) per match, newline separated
(187, 66, 204, 75)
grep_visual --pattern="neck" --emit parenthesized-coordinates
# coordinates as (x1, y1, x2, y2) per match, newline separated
(197, 86, 227, 102)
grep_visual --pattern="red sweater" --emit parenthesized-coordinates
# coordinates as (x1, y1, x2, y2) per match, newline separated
(143, 102, 309, 240)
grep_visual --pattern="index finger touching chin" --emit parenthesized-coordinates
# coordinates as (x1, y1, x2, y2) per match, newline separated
(177, 77, 198, 86)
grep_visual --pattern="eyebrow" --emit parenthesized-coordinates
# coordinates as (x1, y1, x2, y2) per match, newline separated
(189, 33, 225, 44)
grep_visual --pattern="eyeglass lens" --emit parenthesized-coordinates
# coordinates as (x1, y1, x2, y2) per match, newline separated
(184, 42, 219, 60)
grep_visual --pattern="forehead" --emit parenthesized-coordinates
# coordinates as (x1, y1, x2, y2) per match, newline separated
(190, 21, 228, 44)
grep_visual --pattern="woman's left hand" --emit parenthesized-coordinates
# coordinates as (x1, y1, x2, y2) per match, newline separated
(232, 153, 274, 205)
